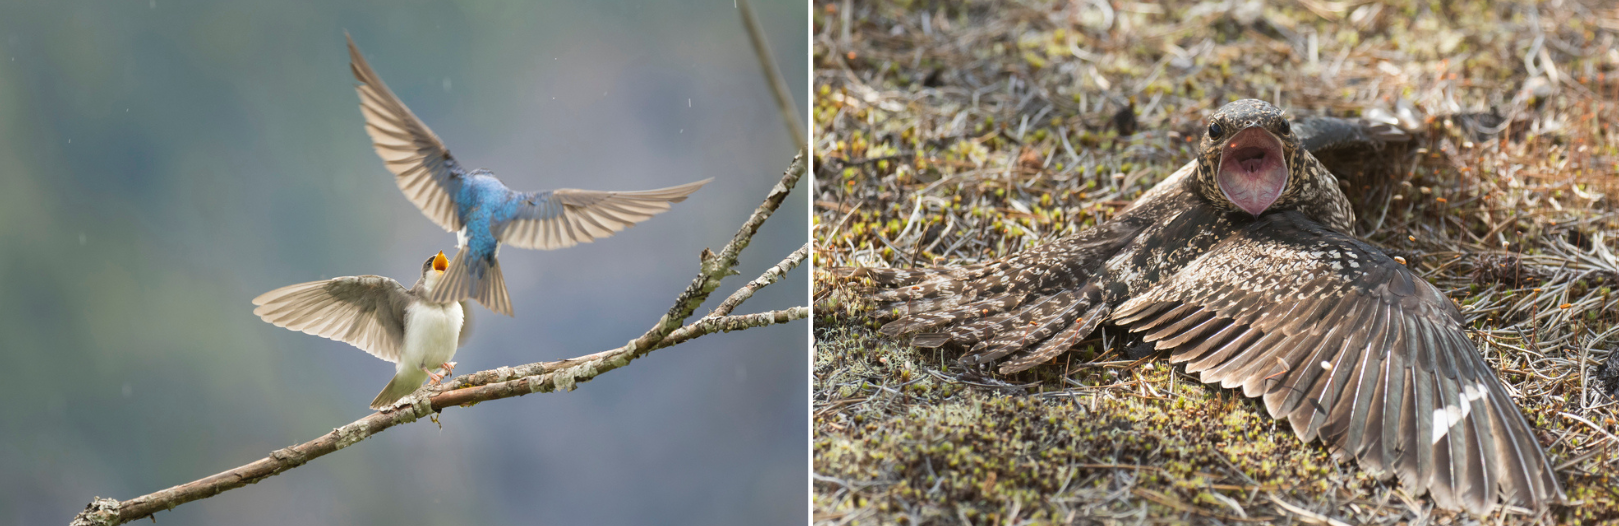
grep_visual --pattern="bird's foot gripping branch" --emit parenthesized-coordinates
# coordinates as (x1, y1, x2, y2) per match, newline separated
(70, 153, 808, 526)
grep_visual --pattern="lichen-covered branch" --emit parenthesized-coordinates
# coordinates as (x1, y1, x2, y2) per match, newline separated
(661, 307, 810, 348)
(712, 242, 808, 318)
(637, 152, 806, 351)
(73, 397, 441, 526)
(71, 154, 808, 526)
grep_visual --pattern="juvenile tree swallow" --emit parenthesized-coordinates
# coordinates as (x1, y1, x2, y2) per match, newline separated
(253, 252, 470, 410)
(347, 35, 712, 316)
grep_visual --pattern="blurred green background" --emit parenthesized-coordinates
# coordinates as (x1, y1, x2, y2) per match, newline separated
(0, 0, 807, 524)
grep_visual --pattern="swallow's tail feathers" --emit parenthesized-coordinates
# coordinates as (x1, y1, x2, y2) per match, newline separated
(370, 368, 428, 410)
(432, 249, 513, 317)
(472, 258, 512, 317)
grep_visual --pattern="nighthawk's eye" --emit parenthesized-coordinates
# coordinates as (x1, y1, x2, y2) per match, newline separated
(1208, 123, 1223, 138)
(1277, 120, 1291, 135)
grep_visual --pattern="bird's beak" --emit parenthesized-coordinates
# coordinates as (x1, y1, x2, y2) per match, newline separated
(433, 251, 448, 273)
(1215, 126, 1288, 216)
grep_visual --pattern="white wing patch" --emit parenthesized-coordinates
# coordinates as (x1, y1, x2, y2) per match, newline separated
(1432, 381, 1491, 445)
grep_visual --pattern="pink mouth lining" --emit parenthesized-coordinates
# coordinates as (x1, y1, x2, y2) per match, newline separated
(1216, 127, 1288, 216)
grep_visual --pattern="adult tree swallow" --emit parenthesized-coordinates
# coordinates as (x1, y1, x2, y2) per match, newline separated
(253, 252, 470, 410)
(347, 35, 712, 316)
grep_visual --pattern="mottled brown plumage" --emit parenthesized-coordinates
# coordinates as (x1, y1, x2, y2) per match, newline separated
(836, 100, 1562, 514)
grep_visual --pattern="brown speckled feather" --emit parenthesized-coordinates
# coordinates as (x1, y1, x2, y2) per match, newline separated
(833, 100, 1560, 513)
(1114, 210, 1560, 513)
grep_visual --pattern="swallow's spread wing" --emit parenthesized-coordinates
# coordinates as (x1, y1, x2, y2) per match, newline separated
(252, 275, 412, 363)
(1113, 210, 1562, 514)
(498, 178, 712, 250)
(348, 35, 465, 232)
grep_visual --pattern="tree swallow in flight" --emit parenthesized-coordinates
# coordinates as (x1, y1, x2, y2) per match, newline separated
(253, 251, 470, 409)
(347, 35, 711, 316)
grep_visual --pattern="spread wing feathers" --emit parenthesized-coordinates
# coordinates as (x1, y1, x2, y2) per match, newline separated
(958, 289, 1090, 366)
(879, 293, 1027, 337)
(252, 275, 412, 363)
(957, 286, 1113, 374)
(499, 178, 712, 250)
(998, 302, 1112, 373)
(833, 261, 998, 288)
(1113, 210, 1562, 514)
(347, 34, 465, 232)
(1292, 115, 1411, 154)
(851, 217, 1146, 344)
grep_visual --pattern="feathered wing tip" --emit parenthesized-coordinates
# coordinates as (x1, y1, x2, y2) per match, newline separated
(910, 333, 953, 348)
(948, 285, 1115, 374)
(370, 368, 427, 410)
(833, 263, 995, 287)
(250, 275, 411, 363)
(251, 280, 324, 306)
(865, 262, 1107, 358)
(958, 290, 1087, 368)
(345, 33, 464, 233)
(1111, 211, 1567, 514)
(430, 250, 513, 316)
(500, 178, 714, 251)
(999, 302, 1111, 374)
(846, 212, 1152, 367)
(833, 266, 929, 286)
(1293, 114, 1410, 153)
(878, 293, 1026, 337)
(620, 177, 712, 202)
(858, 255, 1081, 331)
(838, 224, 1126, 315)
(837, 263, 1015, 331)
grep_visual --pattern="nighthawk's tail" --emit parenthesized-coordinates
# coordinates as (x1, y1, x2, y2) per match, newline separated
(434, 249, 513, 317)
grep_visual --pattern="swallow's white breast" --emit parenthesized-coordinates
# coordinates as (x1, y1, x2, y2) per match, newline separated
(400, 300, 463, 372)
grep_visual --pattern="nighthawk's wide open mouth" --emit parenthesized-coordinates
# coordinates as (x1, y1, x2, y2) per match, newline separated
(1216, 126, 1289, 216)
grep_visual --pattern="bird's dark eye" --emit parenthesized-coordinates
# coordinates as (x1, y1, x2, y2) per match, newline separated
(1208, 123, 1223, 138)
(1277, 120, 1291, 135)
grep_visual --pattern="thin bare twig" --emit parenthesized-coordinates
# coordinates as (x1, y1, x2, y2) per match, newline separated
(71, 153, 808, 526)
(737, 0, 807, 149)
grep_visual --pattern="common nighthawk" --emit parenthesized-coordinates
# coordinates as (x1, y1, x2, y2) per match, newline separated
(835, 100, 1562, 514)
